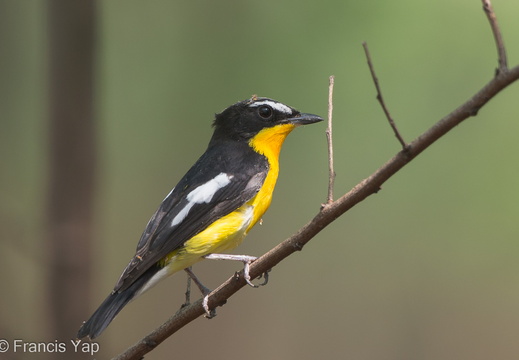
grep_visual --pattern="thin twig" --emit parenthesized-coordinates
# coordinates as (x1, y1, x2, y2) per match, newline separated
(362, 42, 408, 150)
(482, 0, 508, 74)
(326, 75, 336, 204)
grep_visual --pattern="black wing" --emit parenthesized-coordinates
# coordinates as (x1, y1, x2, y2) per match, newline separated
(113, 141, 268, 292)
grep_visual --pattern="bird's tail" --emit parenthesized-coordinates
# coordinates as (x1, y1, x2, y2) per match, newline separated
(77, 264, 161, 340)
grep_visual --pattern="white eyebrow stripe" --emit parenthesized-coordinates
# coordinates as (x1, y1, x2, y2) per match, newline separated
(249, 100, 293, 115)
(171, 173, 232, 227)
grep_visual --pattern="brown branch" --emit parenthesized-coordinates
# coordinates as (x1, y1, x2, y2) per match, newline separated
(325, 75, 336, 204)
(362, 42, 408, 150)
(113, 5, 519, 360)
(113, 63, 519, 360)
(482, 0, 508, 74)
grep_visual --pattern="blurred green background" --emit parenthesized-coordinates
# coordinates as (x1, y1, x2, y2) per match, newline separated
(2, 0, 519, 359)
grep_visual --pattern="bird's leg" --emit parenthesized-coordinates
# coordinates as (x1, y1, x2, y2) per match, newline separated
(184, 267, 216, 318)
(203, 254, 269, 288)
(182, 267, 193, 307)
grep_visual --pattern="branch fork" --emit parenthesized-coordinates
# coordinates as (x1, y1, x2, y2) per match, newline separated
(113, 2, 519, 359)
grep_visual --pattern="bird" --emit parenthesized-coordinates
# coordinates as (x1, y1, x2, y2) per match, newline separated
(77, 96, 323, 339)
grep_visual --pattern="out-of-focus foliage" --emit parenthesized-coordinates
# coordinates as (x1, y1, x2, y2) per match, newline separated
(1, 0, 519, 359)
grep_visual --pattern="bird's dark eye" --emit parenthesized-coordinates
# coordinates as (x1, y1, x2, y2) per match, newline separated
(258, 105, 273, 119)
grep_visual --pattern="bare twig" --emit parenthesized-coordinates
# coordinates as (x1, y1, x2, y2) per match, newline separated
(325, 75, 336, 204)
(362, 42, 408, 150)
(482, 0, 508, 74)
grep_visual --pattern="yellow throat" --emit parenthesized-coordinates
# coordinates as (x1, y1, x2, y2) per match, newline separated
(247, 123, 296, 229)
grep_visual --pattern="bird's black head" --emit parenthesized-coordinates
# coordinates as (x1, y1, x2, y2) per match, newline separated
(210, 96, 323, 143)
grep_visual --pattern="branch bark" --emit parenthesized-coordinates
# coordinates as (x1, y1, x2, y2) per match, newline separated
(325, 75, 336, 204)
(482, 0, 508, 74)
(113, 1, 518, 358)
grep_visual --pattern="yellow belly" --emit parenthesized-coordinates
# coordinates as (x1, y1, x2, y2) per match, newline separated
(160, 204, 254, 274)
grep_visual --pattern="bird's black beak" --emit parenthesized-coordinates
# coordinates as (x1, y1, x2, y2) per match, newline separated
(286, 113, 323, 125)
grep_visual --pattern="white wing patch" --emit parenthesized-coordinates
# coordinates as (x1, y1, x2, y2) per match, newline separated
(249, 100, 293, 115)
(171, 173, 232, 227)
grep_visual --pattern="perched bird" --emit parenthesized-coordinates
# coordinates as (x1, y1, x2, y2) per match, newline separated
(77, 96, 322, 339)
